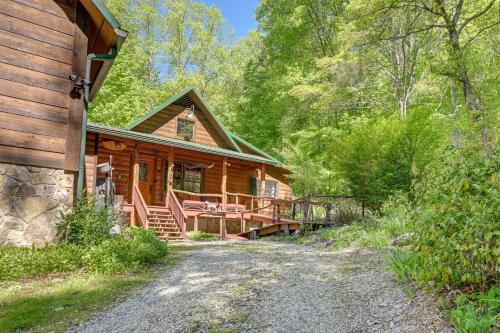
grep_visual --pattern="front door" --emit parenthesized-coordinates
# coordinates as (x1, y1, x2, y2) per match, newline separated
(138, 156, 155, 205)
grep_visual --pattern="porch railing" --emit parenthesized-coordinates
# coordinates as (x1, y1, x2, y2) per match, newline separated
(168, 189, 188, 237)
(132, 185, 150, 228)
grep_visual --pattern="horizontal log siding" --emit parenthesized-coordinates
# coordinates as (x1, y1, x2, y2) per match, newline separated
(0, 0, 80, 170)
(133, 104, 232, 150)
(85, 132, 293, 205)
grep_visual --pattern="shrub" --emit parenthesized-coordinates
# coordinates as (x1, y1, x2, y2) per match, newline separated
(378, 192, 413, 238)
(81, 228, 168, 274)
(412, 144, 499, 291)
(57, 198, 113, 247)
(451, 287, 499, 333)
(0, 244, 84, 281)
(331, 111, 444, 209)
(0, 229, 168, 281)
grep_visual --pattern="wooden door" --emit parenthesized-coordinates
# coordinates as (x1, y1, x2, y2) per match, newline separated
(138, 156, 155, 205)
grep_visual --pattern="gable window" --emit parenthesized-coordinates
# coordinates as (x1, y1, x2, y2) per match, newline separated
(177, 118, 194, 141)
(249, 178, 279, 198)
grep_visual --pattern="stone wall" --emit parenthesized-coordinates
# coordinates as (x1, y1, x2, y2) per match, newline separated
(0, 163, 75, 246)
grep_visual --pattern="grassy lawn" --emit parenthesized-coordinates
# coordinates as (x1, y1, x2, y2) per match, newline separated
(0, 243, 194, 333)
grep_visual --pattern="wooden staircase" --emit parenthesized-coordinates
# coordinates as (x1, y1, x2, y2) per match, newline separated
(147, 206, 184, 240)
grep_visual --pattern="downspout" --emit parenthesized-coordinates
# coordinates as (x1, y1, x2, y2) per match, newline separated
(76, 47, 118, 199)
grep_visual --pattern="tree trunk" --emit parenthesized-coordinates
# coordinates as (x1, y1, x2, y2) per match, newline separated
(450, 78, 460, 147)
(448, 29, 478, 116)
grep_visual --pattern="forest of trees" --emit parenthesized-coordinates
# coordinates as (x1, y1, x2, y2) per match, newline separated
(93, 0, 497, 198)
(91, 1, 498, 329)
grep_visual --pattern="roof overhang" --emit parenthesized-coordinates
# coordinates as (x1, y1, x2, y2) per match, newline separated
(88, 123, 282, 166)
(79, 0, 128, 101)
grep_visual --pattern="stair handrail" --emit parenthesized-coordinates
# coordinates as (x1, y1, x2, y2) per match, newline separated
(133, 185, 150, 228)
(168, 189, 187, 237)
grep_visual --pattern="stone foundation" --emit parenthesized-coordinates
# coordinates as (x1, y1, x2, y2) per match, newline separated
(0, 163, 75, 246)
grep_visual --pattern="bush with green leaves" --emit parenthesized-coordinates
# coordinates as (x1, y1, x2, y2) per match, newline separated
(0, 244, 84, 281)
(412, 143, 499, 290)
(82, 228, 168, 273)
(451, 287, 499, 333)
(331, 111, 444, 209)
(57, 198, 113, 247)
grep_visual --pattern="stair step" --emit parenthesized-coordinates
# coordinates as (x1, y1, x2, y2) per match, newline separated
(149, 222, 179, 226)
(148, 214, 174, 219)
(148, 223, 179, 227)
(151, 227, 180, 232)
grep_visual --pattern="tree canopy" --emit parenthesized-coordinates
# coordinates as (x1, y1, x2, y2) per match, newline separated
(93, 0, 499, 199)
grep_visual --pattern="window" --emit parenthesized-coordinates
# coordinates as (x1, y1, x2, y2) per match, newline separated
(249, 178, 278, 198)
(164, 161, 202, 194)
(264, 180, 278, 198)
(139, 162, 148, 182)
(176, 119, 194, 141)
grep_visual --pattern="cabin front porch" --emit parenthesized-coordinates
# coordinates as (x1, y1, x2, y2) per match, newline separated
(85, 129, 297, 240)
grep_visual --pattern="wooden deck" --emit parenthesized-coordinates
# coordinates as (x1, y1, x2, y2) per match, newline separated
(238, 222, 301, 239)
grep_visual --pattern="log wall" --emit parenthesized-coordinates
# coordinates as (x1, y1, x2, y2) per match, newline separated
(131, 104, 232, 149)
(85, 132, 293, 204)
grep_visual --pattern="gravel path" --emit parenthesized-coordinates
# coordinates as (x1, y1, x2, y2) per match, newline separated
(71, 241, 450, 333)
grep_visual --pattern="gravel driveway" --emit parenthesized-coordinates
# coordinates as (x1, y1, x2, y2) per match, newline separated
(71, 241, 450, 333)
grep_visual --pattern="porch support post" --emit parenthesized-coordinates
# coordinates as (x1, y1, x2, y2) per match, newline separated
(220, 215, 227, 240)
(194, 215, 199, 232)
(221, 157, 228, 211)
(240, 213, 245, 233)
(130, 145, 139, 227)
(165, 146, 174, 205)
(259, 163, 266, 208)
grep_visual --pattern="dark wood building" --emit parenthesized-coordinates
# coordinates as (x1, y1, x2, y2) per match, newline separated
(0, 0, 127, 246)
(85, 88, 298, 240)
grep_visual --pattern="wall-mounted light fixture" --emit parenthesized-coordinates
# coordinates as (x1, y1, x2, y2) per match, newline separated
(186, 105, 195, 120)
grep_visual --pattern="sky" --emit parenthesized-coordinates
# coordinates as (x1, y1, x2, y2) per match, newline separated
(200, 0, 260, 38)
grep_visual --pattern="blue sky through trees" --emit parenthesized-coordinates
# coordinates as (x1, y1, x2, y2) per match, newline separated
(200, 0, 259, 38)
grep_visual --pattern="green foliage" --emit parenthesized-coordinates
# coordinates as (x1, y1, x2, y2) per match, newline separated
(451, 288, 499, 333)
(187, 231, 218, 241)
(412, 143, 499, 290)
(0, 244, 84, 281)
(385, 249, 424, 285)
(332, 111, 444, 209)
(82, 228, 168, 273)
(0, 244, 193, 333)
(57, 198, 113, 247)
(0, 229, 168, 281)
(276, 220, 393, 250)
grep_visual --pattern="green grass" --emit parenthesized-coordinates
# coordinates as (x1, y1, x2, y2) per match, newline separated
(264, 220, 395, 250)
(0, 243, 194, 333)
(186, 231, 219, 241)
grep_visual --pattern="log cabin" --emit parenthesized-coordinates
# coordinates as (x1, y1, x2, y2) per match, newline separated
(0, 0, 127, 246)
(85, 87, 300, 240)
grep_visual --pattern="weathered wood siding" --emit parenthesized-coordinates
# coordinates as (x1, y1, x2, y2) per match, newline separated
(0, 0, 85, 171)
(131, 104, 233, 149)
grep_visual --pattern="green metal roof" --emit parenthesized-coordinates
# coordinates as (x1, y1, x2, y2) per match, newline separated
(91, 0, 121, 30)
(86, 0, 128, 101)
(230, 133, 282, 165)
(87, 123, 280, 165)
(126, 87, 242, 152)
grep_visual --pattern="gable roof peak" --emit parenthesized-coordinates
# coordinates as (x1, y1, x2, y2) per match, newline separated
(125, 87, 242, 152)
